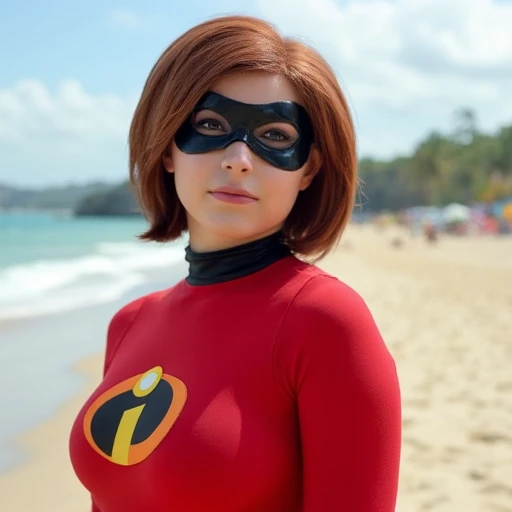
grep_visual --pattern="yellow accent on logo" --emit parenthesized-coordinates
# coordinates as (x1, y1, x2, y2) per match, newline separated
(83, 366, 187, 466)
(133, 366, 163, 397)
(112, 404, 146, 464)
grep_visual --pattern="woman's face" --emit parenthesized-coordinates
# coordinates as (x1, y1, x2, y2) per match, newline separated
(163, 72, 319, 252)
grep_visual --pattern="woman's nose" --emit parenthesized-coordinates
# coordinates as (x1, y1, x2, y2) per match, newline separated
(220, 142, 253, 173)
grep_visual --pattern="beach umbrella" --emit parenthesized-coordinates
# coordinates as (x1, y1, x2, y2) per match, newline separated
(443, 203, 471, 223)
(503, 203, 512, 223)
(422, 207, 444, 227)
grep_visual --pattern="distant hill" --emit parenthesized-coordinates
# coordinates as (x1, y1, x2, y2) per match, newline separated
(0, 181, 112, 211)
(4, 109, 510, 216)
(74, 181, 141, 216)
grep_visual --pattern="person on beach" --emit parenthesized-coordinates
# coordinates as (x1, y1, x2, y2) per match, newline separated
(69, 15, 401, 512)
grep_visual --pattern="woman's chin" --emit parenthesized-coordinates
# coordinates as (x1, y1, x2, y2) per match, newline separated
(199, 221, 278, 246)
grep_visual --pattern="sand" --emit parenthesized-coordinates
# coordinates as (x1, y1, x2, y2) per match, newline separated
(1, 224, 511, 511)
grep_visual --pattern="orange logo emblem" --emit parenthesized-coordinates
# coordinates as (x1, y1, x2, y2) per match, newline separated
(83, 366, 187, 465)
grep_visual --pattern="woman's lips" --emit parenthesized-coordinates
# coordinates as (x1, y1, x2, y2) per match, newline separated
(210, 186, 258, 205)
(210, 191, 257, 204)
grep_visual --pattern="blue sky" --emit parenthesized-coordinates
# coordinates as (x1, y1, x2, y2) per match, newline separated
(1, 0, 511, 187)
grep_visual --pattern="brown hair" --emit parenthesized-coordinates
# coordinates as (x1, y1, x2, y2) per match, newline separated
(129, 15, 357, 260)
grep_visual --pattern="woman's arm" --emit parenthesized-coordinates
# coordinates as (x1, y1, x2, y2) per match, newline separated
(275, 275, 401, 511)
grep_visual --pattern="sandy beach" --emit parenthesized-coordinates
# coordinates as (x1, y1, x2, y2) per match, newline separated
(1, 224, 511, 512)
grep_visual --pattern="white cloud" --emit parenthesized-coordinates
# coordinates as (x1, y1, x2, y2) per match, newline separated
(1, 0, 511, 186)
(107, 8, 143, 30)
(256, 0, 512, 158)
(0, 80, 136, 186)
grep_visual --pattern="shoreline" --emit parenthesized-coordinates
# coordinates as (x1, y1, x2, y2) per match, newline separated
(1, 225, 511, 511)
(0, 352, 103, 510)
(0, 262, 188, 476)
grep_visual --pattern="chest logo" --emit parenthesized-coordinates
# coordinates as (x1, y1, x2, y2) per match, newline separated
(83, 366, 187, 466)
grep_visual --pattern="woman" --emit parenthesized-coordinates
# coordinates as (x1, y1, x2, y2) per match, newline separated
(69, 14, 401, 512)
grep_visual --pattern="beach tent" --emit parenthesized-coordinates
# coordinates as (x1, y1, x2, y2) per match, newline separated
(491, 197, 512, 220)
(443, 203, 471, 224)
(422, 207, 444, 227)
(502, 202, 512, 223)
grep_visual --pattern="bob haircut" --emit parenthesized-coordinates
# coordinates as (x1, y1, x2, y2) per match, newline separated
(129, 15, 358, 260)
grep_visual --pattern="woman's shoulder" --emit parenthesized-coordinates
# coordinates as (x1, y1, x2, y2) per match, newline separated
(288, 260, 367, 318)
(280, 261, 383, 349)
(103, 288, 173, 368)
(108, 287, 171, 334)
(274, 263, 395, 395)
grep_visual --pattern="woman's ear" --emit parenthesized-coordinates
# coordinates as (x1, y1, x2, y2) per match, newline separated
(299, 145, 322, 191)
(162, 147, 174, 173)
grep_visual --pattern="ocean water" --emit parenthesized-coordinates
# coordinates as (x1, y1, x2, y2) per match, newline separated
(0, 211, 188, 320)
(0, 211, 190, 473)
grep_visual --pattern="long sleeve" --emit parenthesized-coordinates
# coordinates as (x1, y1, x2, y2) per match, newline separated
(274, 275, 401, 511)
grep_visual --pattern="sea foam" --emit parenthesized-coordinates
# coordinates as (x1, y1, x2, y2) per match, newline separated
(0, 241, 186, 320)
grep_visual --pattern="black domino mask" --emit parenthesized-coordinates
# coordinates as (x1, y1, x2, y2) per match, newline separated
(174, 92, 314, 171)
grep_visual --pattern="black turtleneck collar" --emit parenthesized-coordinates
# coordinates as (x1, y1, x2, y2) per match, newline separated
(184, 231, 291, 286)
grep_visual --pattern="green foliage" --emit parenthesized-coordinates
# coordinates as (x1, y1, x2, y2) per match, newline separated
(74, 182, 141, 216)
(359, 109, 512, 212)
(0, 181, 111, 210)
(2, 108, 510, 216)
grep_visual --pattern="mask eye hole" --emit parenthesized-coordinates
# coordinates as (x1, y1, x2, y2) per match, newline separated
(192, 110, 230, 136)
(254, 122, 298, 149)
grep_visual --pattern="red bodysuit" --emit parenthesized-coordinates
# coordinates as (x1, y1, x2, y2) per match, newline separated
(69, 254, 401, 511)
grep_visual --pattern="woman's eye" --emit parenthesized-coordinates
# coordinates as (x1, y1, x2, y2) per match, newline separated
(257, 128, 296, 148)
(262, 130, 289, 142)
(195, 118, 225, 132)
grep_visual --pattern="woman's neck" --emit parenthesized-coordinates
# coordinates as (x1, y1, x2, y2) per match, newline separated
(184, 230, 291, 286)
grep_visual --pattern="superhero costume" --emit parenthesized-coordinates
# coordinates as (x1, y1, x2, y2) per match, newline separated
(174, 91, 315, 171)
(69, 232, 402, 512)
